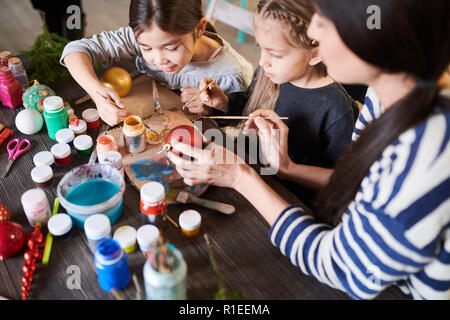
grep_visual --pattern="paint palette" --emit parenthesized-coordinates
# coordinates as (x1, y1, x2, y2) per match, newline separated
(106, 111, 208, 197)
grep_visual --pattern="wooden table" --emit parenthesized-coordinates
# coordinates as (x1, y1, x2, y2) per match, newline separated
(0, 72, 408, 300)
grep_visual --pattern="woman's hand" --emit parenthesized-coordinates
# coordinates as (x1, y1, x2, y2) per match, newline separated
(243, 109, 293, 177)
(180, 78, 229, 115)
(92, 85, 131, 126)
(167, 140, 247, 189)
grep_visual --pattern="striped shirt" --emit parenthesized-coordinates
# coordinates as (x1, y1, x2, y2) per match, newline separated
(270, 89, 450, 299)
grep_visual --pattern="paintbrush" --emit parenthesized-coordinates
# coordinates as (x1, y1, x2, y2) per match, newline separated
(182, 80, 216, 110)
(166, 189, 235, 215)
(201, 115, 289, 120)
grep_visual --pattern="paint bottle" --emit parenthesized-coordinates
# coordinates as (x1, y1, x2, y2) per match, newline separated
(47, 213, 73, 241)
(84, 214, 112, 255)
(8, 57, 28, 90)
(69, 119, 87, 136)
(82, 108, 100, 129)
(113, 226, 137, 254)
(74, 134, 93, 157)
(94, 238, 130, 292)
(20, 188, 51, 227)
(31, 165, 54, 189)
(50, 143, 71, 165)
(143, 245, 187, 300)
(140, 182, 167, 227)
(122, 115, 146, 154)
(0, 51, 12, 67)
(33, 151, 55, 169)
(96, 135, 118, 162)
(55, 128, 75, 148)
(43, 96, 69, 140)
(99, 150, 124, 179)
(0, 67, 22, 108)
(179, 210, 202, 237)
(136, 225, 159, 253)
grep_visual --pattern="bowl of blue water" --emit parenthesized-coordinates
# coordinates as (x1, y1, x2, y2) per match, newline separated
(57, 163, 126, 228)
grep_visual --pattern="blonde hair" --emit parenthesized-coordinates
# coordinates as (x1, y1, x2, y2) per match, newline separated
(242, 0, 326, 118)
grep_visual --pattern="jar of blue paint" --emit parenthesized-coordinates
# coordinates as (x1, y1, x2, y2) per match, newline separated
(95, 238, 130, 292)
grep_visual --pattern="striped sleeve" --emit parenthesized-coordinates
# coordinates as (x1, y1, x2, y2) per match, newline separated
(352, 87, 383, 142)
(270, 110, 450, 300)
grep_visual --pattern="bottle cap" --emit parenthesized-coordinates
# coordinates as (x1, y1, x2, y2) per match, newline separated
(113, 226, 137, 251)
(84, 214, 111, 240)
(179, 210, 201, 231)
(69, 120, 87, 134)
(140, 182, 165, 203)
(55, 128, 75, 144)
(43, 96, 64, 113)
(123, 115, 144, 136)
(136, 225, 159, 251)
(48, 214, 72, 236)
(33, 151, 54, 167)
(50, 143, 71, 159)
(82, 108, 99, 123)
(8, 57, 21, 66)
(74, 135, 93, 151)
(0, 51, 12, 59)
(31, 165, 53, 183)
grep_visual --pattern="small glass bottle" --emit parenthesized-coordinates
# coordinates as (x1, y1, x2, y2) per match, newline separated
(43, 96, 69, 140)
(50, 143, 71, 165)
(113, 226, 137, 254)
(8, 57, 28, 90)
(47, 213, 73, 241)
(82, 108, 100, 129)
(95, 238, 130, 292)
(33, 151, 55, 169)
(0, 67, 22, 108)
(84, 214, 112, 255)
(96, 135, 118, 162)
(179, 210, 202, 237)
(55, 128, 75, 148)
(69, 119, 87, 136)
(0, 51, 12, 67)
(74, 135, 93, 157)
(140, 182, 167, 227)
(143, 245, 187, 300)
(137, 224, 159, 253)
(99, 150, 124, 179)
(20, 188, 51, 227)
(123, 115, 146, 154)
(31, 165, 54, 189)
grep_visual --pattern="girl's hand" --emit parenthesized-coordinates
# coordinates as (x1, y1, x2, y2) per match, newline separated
(180, 78, 229, 114)
(92, 85, 131, 126)
(167, 140, 247, 189)
(243, 109, 293, 177)
(180, 86, 214, 115)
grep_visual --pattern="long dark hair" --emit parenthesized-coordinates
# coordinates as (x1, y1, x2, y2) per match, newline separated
(129, 0, 222, 44)
(313, 0, 450, 226)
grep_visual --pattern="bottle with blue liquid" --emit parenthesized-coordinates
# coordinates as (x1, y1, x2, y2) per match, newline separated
(94, 238, 130, 292)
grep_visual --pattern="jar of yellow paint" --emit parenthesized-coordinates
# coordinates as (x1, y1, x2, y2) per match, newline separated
(178, 210, 201, 237)
(113, 226, 137, 253)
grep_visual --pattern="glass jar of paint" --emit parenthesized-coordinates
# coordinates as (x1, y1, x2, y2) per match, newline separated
(0, 51, 12, 67)
(48, 213, 73, 241)
(31, 165, 53, 189)
(33, 151, 55, 169)
(122, 115, 146, 154)
(20, 188, 51, 226)
(55, 128, 75, 148)
(74, 135, 93, 157)
(96, 135, 118, 162)
(69, 119, 87, 136)
(143, 245, 187, 300)
(0, 67, 22, 108)
(178, 210, 202, 237)
(8, 57, 28, 90)
(43, 96, 69, 140)
(99, 150, 124, 179)
(137, 224, 159, 253)
(94, 238, 130, 292)
(84, 214, 112, 255)
(140, 182, 167, 227)
(82, 108, 100, 129)
(50, 143, 71, 165)
(113, 226, 137, 254)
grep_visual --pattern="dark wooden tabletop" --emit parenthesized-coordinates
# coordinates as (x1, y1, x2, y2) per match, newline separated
(0, 70, 408, 300)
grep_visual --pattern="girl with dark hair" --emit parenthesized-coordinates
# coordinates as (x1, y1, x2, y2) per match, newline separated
(168, 0, 450, 299)
(60, 0, 253, 125)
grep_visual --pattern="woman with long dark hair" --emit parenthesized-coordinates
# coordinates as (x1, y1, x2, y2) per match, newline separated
(168, 0, 450, 299)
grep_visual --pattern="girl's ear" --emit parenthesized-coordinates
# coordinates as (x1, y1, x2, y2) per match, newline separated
(195, 17, 208, 39)
(308, 47, 323, 66)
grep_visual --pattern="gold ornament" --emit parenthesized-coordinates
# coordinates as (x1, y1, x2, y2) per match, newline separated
(101, 67, 132, 97)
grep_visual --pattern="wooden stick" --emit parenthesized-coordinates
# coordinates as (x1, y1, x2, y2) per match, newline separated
(164, 213, 179, 229)
(202, 116, 289, 120)
(75, 94, 91, 105)
(182, 80, 216, 110)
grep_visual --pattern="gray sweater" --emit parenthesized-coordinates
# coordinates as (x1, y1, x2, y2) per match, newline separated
(60, 26, 253, 93)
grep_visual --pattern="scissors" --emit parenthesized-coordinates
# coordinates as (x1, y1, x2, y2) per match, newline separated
(2, 138, 31, 178)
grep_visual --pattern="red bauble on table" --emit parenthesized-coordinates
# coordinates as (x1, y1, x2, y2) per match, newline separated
(164, 124, 203, 157)
(0, 204, 26, 260)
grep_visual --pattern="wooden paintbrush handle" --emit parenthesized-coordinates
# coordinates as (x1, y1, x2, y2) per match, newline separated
(188, 195, 235, 215)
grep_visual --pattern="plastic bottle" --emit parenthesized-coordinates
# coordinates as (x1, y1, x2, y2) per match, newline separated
(43, 96, 69, 140)
(0, 67, 22, 108)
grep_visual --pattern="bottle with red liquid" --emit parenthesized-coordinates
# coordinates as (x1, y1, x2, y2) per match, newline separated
(140, 182, 167, 227)
(0, 67, 23, 108)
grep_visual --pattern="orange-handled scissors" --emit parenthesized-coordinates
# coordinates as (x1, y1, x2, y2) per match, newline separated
(1, 138, 31, 178)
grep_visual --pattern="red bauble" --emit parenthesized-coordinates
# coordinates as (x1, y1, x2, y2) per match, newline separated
(0, 204, 26, 260)
(165, 125, 203, 157)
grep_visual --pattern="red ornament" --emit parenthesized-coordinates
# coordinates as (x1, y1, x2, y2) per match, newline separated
(0, 204, 26, 260)
(20, 224, 44, 300)
(165, 125, 203, 158)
